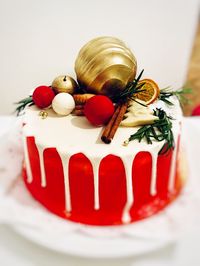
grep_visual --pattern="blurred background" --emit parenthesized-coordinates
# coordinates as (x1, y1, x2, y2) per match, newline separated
(0, 1, 200, 266)
(185, 20, 200, 115)
(0, 0, 199, 116)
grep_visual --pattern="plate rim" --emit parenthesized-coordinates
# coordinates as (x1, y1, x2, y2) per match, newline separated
(12, 221, 175, 259)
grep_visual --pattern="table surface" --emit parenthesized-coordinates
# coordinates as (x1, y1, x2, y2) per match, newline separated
(0, 116, 200, 266)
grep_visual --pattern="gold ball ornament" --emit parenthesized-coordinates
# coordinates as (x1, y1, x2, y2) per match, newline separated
(52, 75, 78, 94)
(75, 36, 137, 97)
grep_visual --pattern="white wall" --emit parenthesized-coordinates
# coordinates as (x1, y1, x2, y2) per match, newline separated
(0, 0, 199, 114)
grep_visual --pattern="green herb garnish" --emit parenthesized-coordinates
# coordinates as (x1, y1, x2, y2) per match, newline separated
(159, 86, 192, 106)
(15, 96, 34, 116)
(125, 108, 174, 154)
(112, 69, 145, 104)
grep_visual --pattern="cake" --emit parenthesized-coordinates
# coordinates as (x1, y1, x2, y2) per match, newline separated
(17, 37, 187, 226)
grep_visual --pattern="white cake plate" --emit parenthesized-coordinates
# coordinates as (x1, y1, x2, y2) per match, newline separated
(1, 176, 192, 259)
(13, 221, 174, 258)
(0, 117, 198, 258)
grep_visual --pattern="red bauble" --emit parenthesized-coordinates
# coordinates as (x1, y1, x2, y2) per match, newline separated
(84, 95, 114, 126)
(32, 86, 55, 109)
(192, 105, 200, 116)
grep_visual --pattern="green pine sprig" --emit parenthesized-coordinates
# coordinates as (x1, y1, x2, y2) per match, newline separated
(111, 69, 146, 104)
(126, 108, 174, 155)
(159, 86, 192, 106)
(15, 96, 34, 116)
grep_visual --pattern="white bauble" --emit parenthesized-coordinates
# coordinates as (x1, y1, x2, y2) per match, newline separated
(52, 93, 75, 115)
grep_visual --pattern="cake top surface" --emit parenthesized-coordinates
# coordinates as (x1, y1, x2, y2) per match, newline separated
(23, 96, 182, 158)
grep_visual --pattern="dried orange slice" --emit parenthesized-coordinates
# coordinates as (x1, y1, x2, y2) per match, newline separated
(135, 79, 160, 104)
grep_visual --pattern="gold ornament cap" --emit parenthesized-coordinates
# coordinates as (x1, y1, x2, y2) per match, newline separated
(75, 36, 137, 97)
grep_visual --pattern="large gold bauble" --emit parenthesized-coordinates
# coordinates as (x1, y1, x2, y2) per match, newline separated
(75, 36, 137, 97)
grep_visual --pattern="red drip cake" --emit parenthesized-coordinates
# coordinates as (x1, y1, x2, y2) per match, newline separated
(19, 37, 186, 225)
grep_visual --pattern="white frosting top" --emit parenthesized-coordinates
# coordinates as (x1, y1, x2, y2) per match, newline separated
(23, 97, 182, 159)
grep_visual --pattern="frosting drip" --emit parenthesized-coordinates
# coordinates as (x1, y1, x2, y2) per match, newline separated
(37, 146, 46, 187)
(60, 153, 72, 212)
(23, 136, 33, 183)
(168, 135, 179, 192)
(121, 154, 136, 223)
(149, 147, 159, 196)
(89, 157, 101, 210)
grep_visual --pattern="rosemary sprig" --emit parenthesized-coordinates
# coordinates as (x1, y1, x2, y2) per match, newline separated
(112, 69, 145, 104)
(125, 108, 174, 154)
(15, 96, 34, 116)
(159, 86, 192, 106)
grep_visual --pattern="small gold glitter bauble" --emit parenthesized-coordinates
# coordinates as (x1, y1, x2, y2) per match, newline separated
(39, 110, 48, 119)
(75, 36, 137, 97)
(52, 75, 78, 95)
(123, 139, 129, 146)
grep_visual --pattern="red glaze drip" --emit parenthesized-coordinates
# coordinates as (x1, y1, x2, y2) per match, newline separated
(23, 136, 184, 225)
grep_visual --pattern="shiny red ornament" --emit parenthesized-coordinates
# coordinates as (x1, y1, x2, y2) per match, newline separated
(84, 95, 115, 126)
(32, 86, 55, 109)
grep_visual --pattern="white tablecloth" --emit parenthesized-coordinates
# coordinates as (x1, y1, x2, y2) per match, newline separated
(0, 115, 200, 266)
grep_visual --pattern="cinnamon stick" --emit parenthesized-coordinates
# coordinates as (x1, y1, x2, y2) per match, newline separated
(73, 109, 84, 116)
(72, 104, 84, 116)
(75, 105, 84, 110)
(101, 102, 128, 144)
